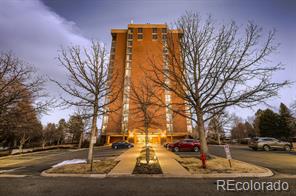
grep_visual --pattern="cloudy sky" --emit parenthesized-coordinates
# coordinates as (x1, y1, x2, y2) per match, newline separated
(0, 0, 295, 125)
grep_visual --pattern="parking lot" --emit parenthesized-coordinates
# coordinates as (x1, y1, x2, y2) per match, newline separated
(0, 146, 127, 176)
(164, 143, 296, 175)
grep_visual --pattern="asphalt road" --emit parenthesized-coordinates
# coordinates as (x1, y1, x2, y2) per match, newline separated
(0, 176, 295, 196)
(0, 146, 126, 176)
(0, 145, 295, 196)
(208, 145, 296, 175)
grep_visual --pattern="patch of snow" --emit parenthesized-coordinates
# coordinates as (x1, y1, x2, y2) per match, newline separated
(52, 159, 86, 168)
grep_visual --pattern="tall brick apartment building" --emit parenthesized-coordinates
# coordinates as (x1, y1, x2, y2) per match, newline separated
(101, 23, 192, 144)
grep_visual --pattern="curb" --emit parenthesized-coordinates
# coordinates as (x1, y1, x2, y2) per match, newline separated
(271, 173, 296, 179)
(105, 170, 273, 179)
(40, 170, 106, 178)
(40, 167, 273, 179)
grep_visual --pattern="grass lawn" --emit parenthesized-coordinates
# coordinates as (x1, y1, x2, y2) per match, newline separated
(47, 160, 119, 174)
(177, 156, 267, 174)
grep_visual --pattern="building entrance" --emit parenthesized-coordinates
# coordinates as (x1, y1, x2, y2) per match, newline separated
(135, 134, 160, 144)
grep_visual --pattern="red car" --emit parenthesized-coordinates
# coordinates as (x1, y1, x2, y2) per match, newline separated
(168, 139, 200, 152)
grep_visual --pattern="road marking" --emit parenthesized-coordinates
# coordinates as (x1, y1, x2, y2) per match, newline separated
(0, 166, 25, 173)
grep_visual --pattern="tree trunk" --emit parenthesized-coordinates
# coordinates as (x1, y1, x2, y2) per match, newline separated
(87, 102, 98, 169)
(197, 112, 208, 169)
(19, 134, 27, 153)
(18, 144, 23, 153)
(197, 117, 208, 155)
(78, 131, 83, 148)
(42, 140, 46, 149)
(145, 123, 150, 164)
(13, 139, 17, 148)
(217, 132, 221, 145)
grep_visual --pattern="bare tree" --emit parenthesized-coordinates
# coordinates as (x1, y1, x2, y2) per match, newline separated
(129, 79, 165, 163)
(40, 123, 56, 149)
(0, 52, 49, 114)
(0, 52, 51, 150)
(53, 41, 120, 168)
(208, 111, 235, 145)
(149, 12, 289, 166)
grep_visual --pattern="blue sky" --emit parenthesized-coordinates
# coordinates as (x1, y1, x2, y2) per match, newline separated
(0, 0, 295, 125)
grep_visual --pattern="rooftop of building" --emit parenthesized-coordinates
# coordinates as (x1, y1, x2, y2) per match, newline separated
(111, 23, 181, 34)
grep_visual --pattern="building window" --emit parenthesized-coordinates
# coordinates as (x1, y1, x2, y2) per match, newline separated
(125, 69, 131, 77)
(111, 47, 115, 53)
(123, 115, 128, 122)
(112, 34, 117, 41)
(123, 104, 129, 111)
(127, 47, 132, 53)
(127, 54, 132, 60)
(128, 28, 133, 33)
(128, 41, 133, 47)
(138, 28, 143, 33)
(162, 28, 167, 33)
(165, 94, 171, 102)
(162, 34, 167, 41)
(137, 34, 143, 40)
(128, 34, 133, 40)
(152, 34, 158, 40)
(152, 28, 157, 33)
(163, 47, 168, 53)
(126, 62, 130, 69)
(178, 33, 183, 39)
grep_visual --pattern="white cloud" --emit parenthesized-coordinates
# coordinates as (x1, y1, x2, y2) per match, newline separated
(0, 0, 91, 124)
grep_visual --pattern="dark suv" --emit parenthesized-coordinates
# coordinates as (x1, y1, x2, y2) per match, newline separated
(168, 139, 200, 152)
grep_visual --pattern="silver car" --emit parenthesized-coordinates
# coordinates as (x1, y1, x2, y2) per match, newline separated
(249, 137, 292, 151)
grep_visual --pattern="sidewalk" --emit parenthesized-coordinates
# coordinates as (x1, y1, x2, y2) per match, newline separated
(153, 145, 191, 177)
(108, 144, 191, 177)
(108, 144, 142, 176)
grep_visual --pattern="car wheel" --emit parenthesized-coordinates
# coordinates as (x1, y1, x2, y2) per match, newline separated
(263, 145, 270, 151)
(193, 146, 199, 152)
(114, 146, 118, 149)
(284, 145, 291, 151)
(174, 147, 179, 152)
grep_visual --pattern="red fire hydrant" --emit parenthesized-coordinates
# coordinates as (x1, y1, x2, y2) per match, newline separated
(200, 153, 206, 169)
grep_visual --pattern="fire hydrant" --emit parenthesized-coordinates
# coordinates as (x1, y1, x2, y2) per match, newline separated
(200, 153, 206, 169)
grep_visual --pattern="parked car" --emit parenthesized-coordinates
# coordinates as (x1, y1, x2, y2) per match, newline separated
(168, 139, 200, 152)
(248, 137, 292, 151)
(230, 139, 238, 144)
(240, 138, 251, 144)
(112, 141, 134, 149)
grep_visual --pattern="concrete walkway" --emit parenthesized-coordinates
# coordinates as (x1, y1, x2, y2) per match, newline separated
(108, 144, 191, 177)
(108, 145, 142, 176)
(154, 145, 191, 176)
